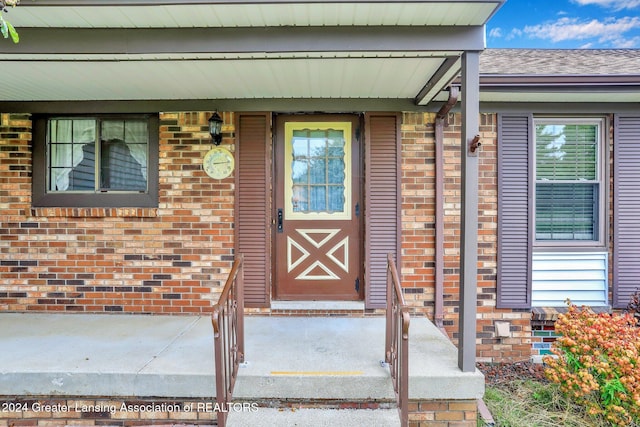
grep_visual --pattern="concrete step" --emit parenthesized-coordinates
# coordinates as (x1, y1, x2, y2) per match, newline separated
(226, 407, 401, 427)
(233, 317, 395, 401)
(228, 317, 400, 425)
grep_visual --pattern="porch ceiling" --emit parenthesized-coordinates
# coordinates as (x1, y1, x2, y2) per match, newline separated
(0, 0, 503, 110)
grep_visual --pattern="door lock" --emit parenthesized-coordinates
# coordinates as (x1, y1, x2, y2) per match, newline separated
(277, 208, 283, 233)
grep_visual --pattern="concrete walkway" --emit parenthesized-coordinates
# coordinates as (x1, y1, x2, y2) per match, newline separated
(0, 313, 483, 425)
(0, 313, 214, 398)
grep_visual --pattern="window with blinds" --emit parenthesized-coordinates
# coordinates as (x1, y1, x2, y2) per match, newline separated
(534, 119, 604, 244)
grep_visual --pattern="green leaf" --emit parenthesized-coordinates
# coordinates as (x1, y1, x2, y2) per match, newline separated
(565, 351, 583, 371)
(7, 20, 18, 43)
(601, 377, 626, 407)
(0, 18, 8, 39)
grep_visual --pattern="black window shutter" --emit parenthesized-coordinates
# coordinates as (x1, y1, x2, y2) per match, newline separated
(497, 114, 533, 309)
(613, 115, 640, 308)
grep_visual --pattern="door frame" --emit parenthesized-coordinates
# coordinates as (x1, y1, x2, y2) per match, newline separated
(271, 113, 364, 301)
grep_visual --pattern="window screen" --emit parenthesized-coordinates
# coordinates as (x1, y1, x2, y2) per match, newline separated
(534, 122, 601, 242)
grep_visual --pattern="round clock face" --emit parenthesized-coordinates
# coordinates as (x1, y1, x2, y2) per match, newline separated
(203, 147, 235, 179)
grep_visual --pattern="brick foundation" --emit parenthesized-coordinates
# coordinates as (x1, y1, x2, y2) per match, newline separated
(0, 397, 219, 426)
(0, 397, 479, 426)
(531, 319, 559, 358)
(409, 399, 477, 427)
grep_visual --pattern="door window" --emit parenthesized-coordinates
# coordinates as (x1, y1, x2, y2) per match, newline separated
(285, 122, 352, 220)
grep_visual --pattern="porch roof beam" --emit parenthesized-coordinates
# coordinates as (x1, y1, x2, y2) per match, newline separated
(414, 57, 461, 105)
(0, 98, 432, 114)
(0, 26, 485, 55)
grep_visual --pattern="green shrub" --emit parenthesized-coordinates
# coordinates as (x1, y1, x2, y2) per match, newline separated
(544, 303, 640, 426)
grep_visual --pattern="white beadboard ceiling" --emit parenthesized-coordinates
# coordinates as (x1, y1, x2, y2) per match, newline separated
(1, 57, 447, 101)
(9, 2, 500, 28)
(0, 1, 504, 107)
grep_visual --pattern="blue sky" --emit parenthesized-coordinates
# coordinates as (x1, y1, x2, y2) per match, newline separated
(487, 0, 640, 48)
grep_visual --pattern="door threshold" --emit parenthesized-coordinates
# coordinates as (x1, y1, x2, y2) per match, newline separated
(270, 301, 365, 311)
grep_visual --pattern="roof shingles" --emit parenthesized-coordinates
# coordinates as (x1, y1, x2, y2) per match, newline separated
(481, 49, 640, 75)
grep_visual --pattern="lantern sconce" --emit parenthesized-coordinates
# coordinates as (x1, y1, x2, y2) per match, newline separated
(208, 112, 223, 145)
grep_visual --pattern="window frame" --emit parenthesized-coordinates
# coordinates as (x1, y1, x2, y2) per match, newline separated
(32, 114, 159, 208)
(532, 116, 608, 249)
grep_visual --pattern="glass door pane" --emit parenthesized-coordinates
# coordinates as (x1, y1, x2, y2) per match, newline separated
(284, 122, 352, 220)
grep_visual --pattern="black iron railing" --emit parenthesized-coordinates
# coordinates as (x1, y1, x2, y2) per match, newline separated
(385, 253, 410, 427)
(211, 254, 245, 427)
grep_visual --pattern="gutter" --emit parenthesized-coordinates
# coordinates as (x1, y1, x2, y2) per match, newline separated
(434, 85, 459, 334)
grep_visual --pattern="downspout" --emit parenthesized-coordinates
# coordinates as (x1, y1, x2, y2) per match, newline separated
(434, 85, 459, 334)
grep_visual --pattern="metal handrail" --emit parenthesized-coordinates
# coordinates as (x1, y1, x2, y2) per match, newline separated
(385, 253, 410, 427)
(211, 254, 245, 427)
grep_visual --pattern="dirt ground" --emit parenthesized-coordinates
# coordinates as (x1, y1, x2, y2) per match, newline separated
(477, 361, 548, 385)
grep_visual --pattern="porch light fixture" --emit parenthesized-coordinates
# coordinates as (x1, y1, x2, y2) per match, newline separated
(208, 112, 223, 145)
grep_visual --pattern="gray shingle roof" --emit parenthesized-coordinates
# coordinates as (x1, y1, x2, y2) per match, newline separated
(480, 49, 640, 75)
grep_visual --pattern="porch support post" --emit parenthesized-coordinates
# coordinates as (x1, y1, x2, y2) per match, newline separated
(458, 50, 480, 372)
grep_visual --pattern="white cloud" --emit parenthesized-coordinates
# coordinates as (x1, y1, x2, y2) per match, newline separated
(572, 0, 640, 10)
(523, 16, 640, 47)
(506, 28, 523, 41)
(611, 35, 640, 48)
(489, 27, 503, 38)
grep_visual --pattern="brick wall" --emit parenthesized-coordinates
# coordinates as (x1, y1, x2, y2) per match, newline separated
(409, 399, 477, 426)
(399, 112, 532, 362)
(400, 112, 437, 317)
(0, 110, 535, 362)
(0, 112, 235, 314)
(531, 320, 559, 359)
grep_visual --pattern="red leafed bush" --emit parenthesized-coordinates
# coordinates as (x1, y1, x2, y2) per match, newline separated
(544, 303, 640, 426)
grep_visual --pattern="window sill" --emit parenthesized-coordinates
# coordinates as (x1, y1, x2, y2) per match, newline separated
(31, 207, 158, 218)
(532, 245, 607, 252)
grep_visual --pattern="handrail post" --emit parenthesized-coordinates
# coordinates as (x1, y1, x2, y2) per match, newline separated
(212, 306, 226, 426)
(236, 254, 245, 363)
(211, 254, 245, 427)
(385, 253, 410, 427)
(399, 309, 409, 426)
(385, 254, 393, 363)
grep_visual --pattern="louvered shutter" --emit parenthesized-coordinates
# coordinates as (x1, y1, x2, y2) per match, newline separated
(364, 113, 401, 309)
(613, 115, 640, 308)
(497, 114, 533, 308)
(236, 112, 271, 307)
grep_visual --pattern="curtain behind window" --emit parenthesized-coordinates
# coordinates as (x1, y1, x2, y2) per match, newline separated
(48, 119, 95, 191)
(47, 118, 148, 192)
(101, 120, 148, 191)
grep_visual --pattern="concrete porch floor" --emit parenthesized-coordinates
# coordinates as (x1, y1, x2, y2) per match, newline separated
(0, 313, 484, 425)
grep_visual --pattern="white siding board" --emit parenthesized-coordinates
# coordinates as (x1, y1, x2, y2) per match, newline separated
(534, 281, 607, 291)
(532, 252, 608, 307)
(534, 259, 606, 270)
(534, 271, 606, 281)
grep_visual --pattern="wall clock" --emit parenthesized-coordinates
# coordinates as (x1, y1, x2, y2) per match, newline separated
(203, 146, 235, 179)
